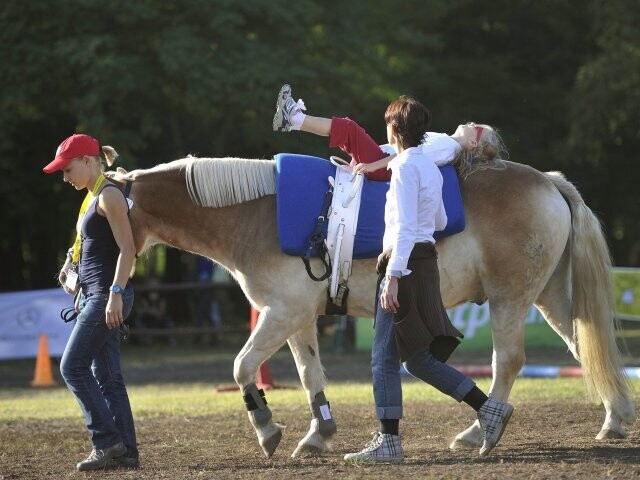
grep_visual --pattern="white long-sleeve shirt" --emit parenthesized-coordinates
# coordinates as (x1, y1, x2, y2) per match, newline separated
(380, 131, 461, 166)
(383, 145, 448, 276)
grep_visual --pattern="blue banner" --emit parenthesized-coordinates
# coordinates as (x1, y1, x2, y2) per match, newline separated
(0, 288, 74, 360)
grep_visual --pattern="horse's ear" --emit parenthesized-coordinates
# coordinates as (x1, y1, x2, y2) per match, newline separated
(103, 168, 130, 183)
(546, 170, 566, 180)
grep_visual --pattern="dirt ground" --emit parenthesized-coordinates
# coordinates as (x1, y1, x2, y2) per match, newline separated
(1, 342, 639, 479)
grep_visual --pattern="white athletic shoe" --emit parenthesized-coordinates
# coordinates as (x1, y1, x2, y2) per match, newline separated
(343, 432, 404, 463)
(273, 84, 306, 132)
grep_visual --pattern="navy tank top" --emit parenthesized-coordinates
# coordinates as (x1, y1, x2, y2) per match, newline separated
(79, 183, 129, 295)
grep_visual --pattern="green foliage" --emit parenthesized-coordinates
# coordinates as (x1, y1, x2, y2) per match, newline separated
(566, 0, 640, 264)
(1, 0, 638, 290)
(570, 0, 640, 157)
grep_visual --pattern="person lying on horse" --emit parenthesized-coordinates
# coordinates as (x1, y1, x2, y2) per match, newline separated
(273, 84, 507, 181)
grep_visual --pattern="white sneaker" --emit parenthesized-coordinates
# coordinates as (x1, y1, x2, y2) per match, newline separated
(343, 432, 404, 463)
(273, 84, 306, 132)
(477, 398, 514, 456)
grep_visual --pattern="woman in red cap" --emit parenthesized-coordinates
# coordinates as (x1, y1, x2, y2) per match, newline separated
(44, 134, 139, 471)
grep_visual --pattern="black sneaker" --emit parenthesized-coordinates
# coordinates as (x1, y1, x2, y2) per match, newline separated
(76, 441, 127, 471)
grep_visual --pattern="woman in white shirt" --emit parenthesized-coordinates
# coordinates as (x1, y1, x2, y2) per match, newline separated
(343, 96, 514, 463)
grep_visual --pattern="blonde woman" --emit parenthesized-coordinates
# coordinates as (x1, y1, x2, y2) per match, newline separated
(44, 134, 139, 471)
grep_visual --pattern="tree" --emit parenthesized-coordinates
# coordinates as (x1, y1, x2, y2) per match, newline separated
(567, 0, 640, 264)
(1, 0, 636, 291)
(0, 0, 436, 290)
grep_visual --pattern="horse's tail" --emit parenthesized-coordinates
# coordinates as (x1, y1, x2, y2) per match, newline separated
(545, 172, 634, 423)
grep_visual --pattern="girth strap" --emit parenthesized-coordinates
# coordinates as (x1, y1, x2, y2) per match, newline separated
(301, 185, 334, 282)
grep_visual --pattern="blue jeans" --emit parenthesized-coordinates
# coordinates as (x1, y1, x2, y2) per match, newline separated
(60, 286, 138, 457)
(372, 278, 475, 420)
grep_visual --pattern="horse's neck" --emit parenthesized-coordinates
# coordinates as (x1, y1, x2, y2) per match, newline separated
(136, 187, 278, 275)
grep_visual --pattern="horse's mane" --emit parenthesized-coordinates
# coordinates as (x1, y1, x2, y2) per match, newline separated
(184, 157, 276, 207)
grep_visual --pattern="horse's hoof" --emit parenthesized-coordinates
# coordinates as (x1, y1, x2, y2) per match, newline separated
(317, 419, 337, 438)
(291, 431, 329, 458)
(260, 425, 283, 458)
(596, 428, 627, 440)
(449, 436, 481, 450)
(450, 421, 483, 450)
(291, 443, 325, 458)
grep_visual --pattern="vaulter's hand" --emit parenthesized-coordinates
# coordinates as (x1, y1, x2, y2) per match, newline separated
(105, 293, 124, 330)
(381, 275, 400, 313)
(353, 163, 375, 175)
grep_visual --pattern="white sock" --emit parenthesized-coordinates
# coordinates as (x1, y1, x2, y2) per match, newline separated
(290, 111, 306, 131)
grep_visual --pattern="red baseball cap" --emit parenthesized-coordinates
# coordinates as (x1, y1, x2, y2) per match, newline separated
(43, 134, 100, 173)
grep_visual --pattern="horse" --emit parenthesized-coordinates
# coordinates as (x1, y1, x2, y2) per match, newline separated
(106, 156, 635, 458)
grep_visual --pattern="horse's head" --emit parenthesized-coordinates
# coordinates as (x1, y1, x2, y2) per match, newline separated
(104, 167, 134, 188)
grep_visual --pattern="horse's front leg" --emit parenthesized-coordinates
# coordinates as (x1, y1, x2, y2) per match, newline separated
(450, 302, 526, 450)
(234, 306, 296, 458)
(287, 320, 337, 457)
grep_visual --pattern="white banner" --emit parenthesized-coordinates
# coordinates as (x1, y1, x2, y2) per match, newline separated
(0, 288, 75, 360)
(448, 302, 545, 339)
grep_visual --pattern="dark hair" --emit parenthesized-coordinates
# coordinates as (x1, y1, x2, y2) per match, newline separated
(384, 96, 432, 150)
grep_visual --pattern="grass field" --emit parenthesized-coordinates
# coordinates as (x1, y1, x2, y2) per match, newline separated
(1, 343, 640, 479)
(0, 375, 602, 422)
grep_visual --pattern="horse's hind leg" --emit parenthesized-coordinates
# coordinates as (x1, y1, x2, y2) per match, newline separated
(233, 306, 299, 458)
(450, 300, 528, 450)
(536, 269, 629, 440)
(287, 321, 337, 457)
(535, 245, 579, 359)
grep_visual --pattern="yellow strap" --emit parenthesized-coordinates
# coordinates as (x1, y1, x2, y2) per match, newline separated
(71, 174, 106, 263)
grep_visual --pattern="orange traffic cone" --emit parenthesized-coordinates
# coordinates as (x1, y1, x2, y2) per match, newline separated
(31, 334, 57, 387)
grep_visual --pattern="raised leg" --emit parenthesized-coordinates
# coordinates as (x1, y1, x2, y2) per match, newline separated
(233, 306, 302, 458)
(242, 383, 283, 458)
(287, 321, 337, 457)
(450, 301, 527, 450)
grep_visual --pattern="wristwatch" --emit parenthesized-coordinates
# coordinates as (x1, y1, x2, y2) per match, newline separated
(110, 284, 125, 295)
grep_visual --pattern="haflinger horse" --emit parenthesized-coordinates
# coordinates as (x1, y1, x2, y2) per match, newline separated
(106, 156, 634, 458)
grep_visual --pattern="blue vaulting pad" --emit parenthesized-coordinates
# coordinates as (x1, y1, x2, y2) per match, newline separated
(275, 153, 465, 259)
